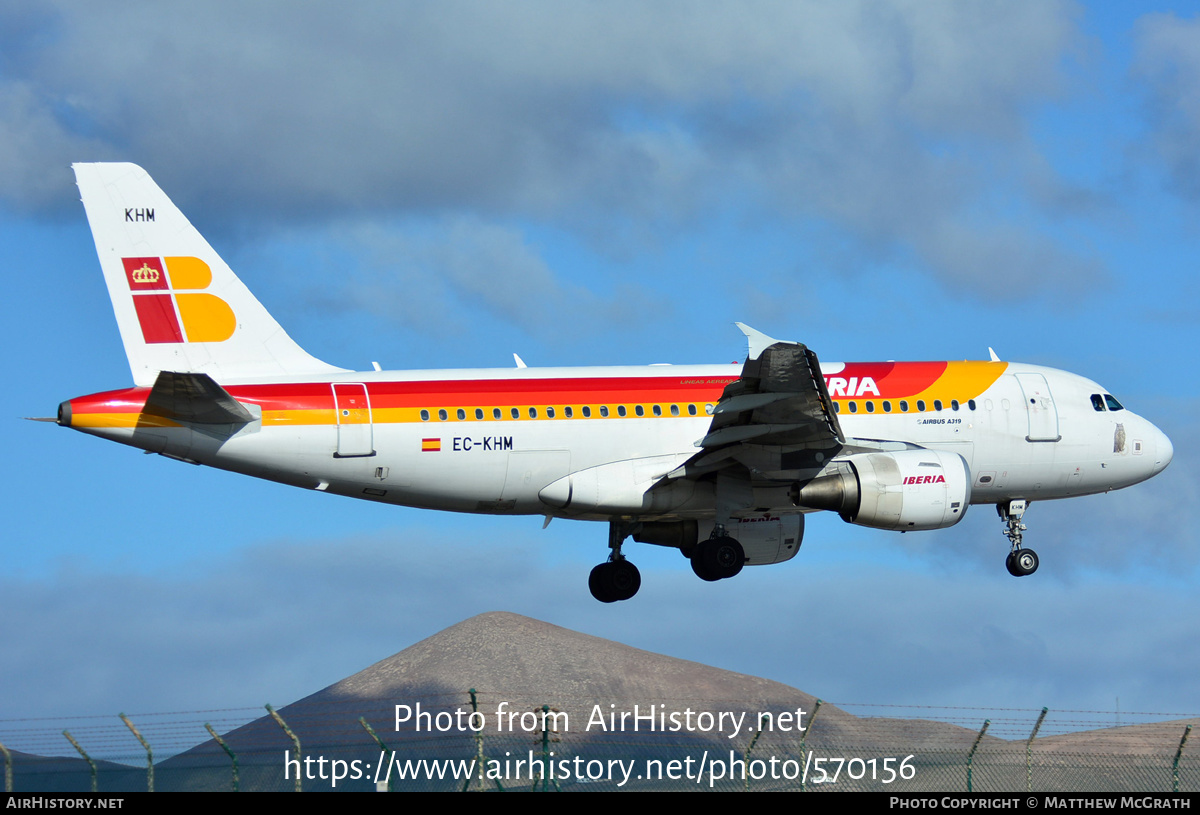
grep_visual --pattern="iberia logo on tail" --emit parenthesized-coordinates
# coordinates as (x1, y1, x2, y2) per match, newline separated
(121, 257, 236, 344)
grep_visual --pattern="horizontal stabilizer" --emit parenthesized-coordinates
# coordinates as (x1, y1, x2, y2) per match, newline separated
(142, 371, 254, 425)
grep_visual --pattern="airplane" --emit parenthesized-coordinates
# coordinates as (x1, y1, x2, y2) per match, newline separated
(53, 163, 1174, 603)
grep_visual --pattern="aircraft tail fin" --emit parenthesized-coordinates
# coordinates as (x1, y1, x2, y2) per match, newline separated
(73, 163, 345, 386)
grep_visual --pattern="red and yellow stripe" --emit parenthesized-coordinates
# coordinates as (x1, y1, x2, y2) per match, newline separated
(63, 362, 1008, 430)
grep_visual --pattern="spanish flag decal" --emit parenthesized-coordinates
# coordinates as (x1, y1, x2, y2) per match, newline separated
(421, 438, 441, 452)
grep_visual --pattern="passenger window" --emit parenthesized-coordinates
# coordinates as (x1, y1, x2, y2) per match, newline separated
(635, 405, 644, 417)
(670, 404, 680, 416)
(456, 408, 466, 420)
(564, 406, 573, 418)
(865, 401, 874, 413)
(493, 408, 502, 419)
(882, 401, 891, 413)
(848, 402, 858, 414)
(916, 400, 926, 412)
(420, 409, 430, 421)
(688, 404, 697, 416)
(951, 400, 959, 411)
(933, 400, 942, 411)
(705, 404, 714, 415)
(600, 406, 609, 417)
(547, 407, 555, 418)
(899, 400, 908, 412)
(511, 408, 519, 419)
(438, 409, 448, 421)
(833, 402, 841, 413)
(618, 405, 627, 417)
(529, 407, 538, 418)
(968, 399, 976, 410)
(474, 408, 483, 420)
(653, 405, 662, 417)
(583, 406, 592, 418)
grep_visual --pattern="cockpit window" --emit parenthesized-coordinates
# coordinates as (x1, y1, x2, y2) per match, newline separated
(1104, 394, 1124, 412)
(1090, 394, 1106, 412)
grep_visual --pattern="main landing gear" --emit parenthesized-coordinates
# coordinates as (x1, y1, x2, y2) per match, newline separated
(589, 521, 642, 603)
(588, 521, 749, 602)
(999, 499, 1038, 577)
(690, 527, 745, 582)
(589, 559, 641, 603)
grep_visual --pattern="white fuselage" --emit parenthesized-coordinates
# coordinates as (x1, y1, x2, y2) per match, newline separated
(66, 360, 1172, 523)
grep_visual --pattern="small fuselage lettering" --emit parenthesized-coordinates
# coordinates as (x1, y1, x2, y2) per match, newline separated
(453, 436, 514, 452)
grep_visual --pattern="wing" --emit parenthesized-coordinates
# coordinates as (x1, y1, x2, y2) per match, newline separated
(665, 324, 845, 482)
(700, 324, 843, 449)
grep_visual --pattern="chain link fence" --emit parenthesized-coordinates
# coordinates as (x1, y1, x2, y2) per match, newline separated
(1, 695, 1194, 792)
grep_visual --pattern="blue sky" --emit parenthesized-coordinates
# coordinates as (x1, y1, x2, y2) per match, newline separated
(2, 2, 1198, 754)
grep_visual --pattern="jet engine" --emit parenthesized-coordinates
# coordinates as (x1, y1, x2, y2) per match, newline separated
(793, 449, 971, 531)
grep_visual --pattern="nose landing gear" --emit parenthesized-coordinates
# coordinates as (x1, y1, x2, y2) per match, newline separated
(999, 499, 1038, 577)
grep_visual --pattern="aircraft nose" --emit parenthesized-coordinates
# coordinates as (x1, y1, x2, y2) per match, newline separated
(1151, 424, 1173, 475)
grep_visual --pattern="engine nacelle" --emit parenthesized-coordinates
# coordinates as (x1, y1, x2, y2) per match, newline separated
(793, 449, 971, 531)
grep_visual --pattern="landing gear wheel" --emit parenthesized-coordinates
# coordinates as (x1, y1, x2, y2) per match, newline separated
(691, 555, 720, 582)
(588, 560, 641, 602)
(589, 563, 613, 601)
(607, 559, 640, 600)
(1008, 548, 1039, 577)
(691, 536, 745, 581)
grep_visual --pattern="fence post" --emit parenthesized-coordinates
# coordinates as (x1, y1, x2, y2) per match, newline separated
(359, 718, 392, 792)
(0, 740, 11, 792)
(205, 723, 239, 792)
(1172, 724, 1191, 794)
(743, 727, 762, 792)
(463, 689, 503, 792)
(798, 699, 823, 792)
(62, 731, 96, 793)
(967, 720, 989, 793)
(266, 704, 302, 792)
(119, 713, 153, 792)
(1026, 707, 1048, 793)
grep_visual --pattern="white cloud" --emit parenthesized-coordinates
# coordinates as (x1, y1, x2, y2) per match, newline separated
(1133, 12, 1200, 200)
(0, 1, 1100, 298)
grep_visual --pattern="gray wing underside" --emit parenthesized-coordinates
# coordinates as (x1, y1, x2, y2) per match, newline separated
(664, 325, 845, 483)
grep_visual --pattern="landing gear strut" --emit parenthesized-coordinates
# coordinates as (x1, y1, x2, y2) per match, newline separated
(690, 525, 745, 582)
(589, 521, 641, 603)
(999, 500, 1038, 577)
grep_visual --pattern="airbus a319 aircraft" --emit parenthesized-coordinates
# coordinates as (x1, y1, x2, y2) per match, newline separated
(54, 164, 1174, 602)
